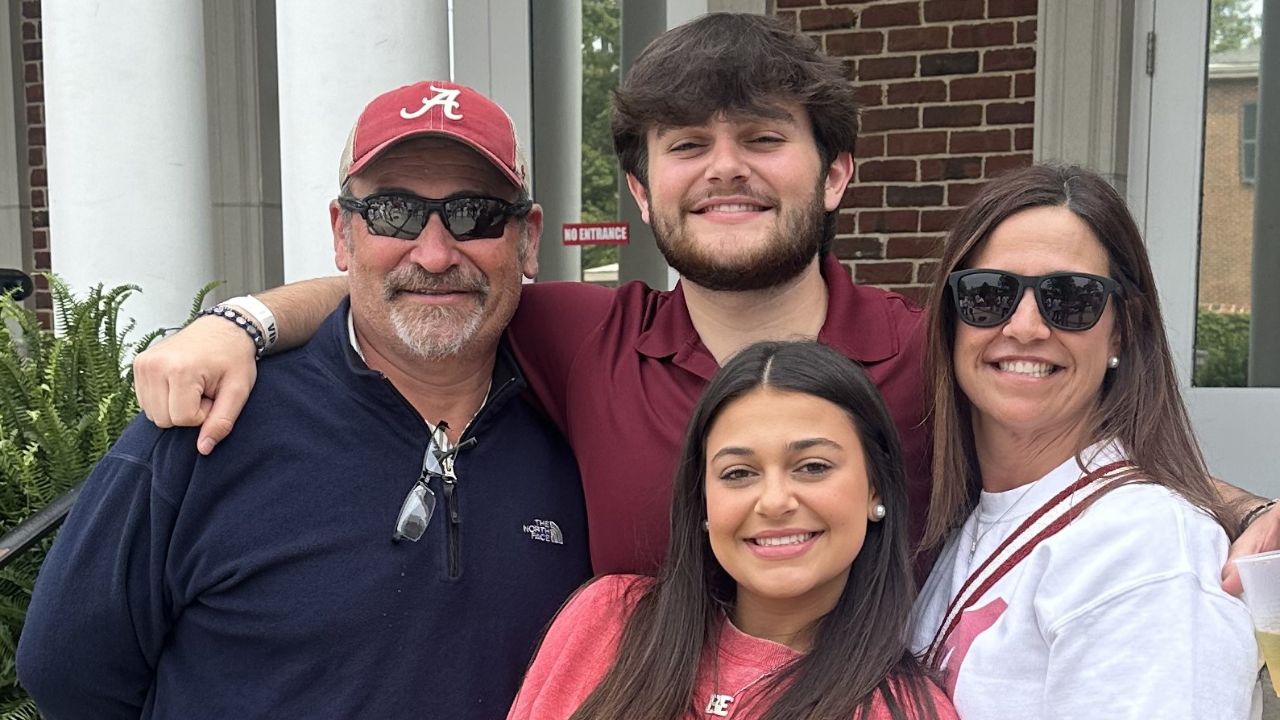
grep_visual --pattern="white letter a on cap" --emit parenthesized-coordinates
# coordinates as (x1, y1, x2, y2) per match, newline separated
(401, 86, 463, 121)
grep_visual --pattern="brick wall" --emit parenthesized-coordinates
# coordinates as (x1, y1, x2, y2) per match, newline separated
(1199, 76, 1255, 312)
(20, 0, 50, 327)
(773, 0, 1038, 303)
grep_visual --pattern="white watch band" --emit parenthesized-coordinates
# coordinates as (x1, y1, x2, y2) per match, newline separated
(224, 294, 278, 352)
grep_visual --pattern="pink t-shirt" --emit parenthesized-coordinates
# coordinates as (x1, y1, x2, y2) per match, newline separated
(509, 574, 956, 719)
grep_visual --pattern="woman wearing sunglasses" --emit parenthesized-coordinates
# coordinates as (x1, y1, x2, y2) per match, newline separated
(510, 341, 954, 720)
(910, 164, 1259, 718)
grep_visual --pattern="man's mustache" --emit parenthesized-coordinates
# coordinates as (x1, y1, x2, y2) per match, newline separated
(383, 267, 489, 300)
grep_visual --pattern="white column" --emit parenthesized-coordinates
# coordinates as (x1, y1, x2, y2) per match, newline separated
(0, 3, 23, 271)
(43, 0, 216, 335)
(531, 0, 583, 281)
(275, 0, 450, 283)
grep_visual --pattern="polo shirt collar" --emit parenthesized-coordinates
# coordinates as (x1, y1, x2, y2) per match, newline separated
(634, 254, 901, 377)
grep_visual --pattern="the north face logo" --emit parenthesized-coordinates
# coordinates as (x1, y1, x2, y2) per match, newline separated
(522, 519, 563, 544)
(401, 86, 463, 121)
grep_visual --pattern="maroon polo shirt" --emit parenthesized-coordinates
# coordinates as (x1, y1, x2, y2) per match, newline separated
(508, 254, 931, 576)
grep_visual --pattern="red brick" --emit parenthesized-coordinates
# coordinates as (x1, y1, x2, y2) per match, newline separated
(775, 0, 816, 6)
(917, 261, 941, 283)
(987, 101, 1034, 125)
(923, 104, 982, 128)
(22, 41, 40, 62)
(930, 156, 984, 180)
(886, 184, 945, 206)
(25, 83, 41, 102)
(832, 236, 885, 260)
(887, 80, 947, 104)
(984, 47, 1036, 72)
(886, 235, 944, 259)
(858, 55, 917, 81)
(950, 129, 1011, 153)
(952, 22, 1015, 48)
(26, 104, 41, 125)
(1017, 19, 1037, 43)
(860, 106, 919, 132)
(27, 126, 43, 145)
(32, 273, 48, 289)
(31, 211, 47, 229)
(827, 31, 884, 56)
(860, 2, 920, 29)
(35, 291, 52, 311)
(1013, 127, 1034, 150)
(30, 189, 44, 207)
(859, 159, 917, 182)
(21, 1, 39, 20)
(837, 212, 858, 234)
(855, 261, 915, 284)
(31, 229, 47, 250)
(859, 210, 919, 233)
(920, 52, 979, 77)
(886, 130, 948, 156)
(856, 133, 886, 158)
(36, 308, 54, 330)
(843, 184, 884, 207)
(800, 7, 856, 31)
(989, 0, 1038, 18)
(27, 147, 42, 167)
(985, 153, 1033, 177)
(891, 285, 930, 305)
(888, 27, 948, 51)
(30, 168, 45, 186)
(923, 0, 983, 22)
(1014, 72, 1035, 97)
(947, 181, 986, 206)
(24, 63, 38, 83)
(854, 83, 884, 108)
(950, 76, 1013, 101)
(22, 22, 35, 40)
(921, 208, 961, 232)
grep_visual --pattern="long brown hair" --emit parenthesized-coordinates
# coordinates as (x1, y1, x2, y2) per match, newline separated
(921, 164, 1233, 549)
(571, 341, 941, 720)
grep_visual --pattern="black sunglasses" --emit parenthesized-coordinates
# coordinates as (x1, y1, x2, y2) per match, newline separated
(338, 192, 531, 242)
(947, 268, 1122, 332)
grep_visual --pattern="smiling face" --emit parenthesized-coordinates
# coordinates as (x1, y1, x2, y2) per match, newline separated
(332, 136, 541, 363)
(953, 205, 1119, 447)
(624, 102, 852, 292)
(704, 387, 879, 625)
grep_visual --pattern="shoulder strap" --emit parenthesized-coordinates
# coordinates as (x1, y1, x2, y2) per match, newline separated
(926, 460, 1135, 665)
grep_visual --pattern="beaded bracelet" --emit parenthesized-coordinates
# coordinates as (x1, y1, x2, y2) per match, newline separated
(198, 304, 267, 359)
(1241, 498, 1279, 535)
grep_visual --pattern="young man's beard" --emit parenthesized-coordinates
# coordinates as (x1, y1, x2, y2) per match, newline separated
(650, 180, 827, 292)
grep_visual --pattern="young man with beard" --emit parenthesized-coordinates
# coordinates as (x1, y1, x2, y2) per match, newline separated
(131, 14, 1278, 582)
(18, 82, 591, 719)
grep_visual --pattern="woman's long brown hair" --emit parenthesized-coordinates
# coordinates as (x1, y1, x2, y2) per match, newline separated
(920, 164, 1233, 550)
(570, 341, 942, 720)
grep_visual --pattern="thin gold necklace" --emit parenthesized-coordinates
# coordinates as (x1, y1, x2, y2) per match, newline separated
(968, 482, 1037, 562)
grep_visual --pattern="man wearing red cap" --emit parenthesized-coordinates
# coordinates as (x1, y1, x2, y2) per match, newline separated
(17, 81, 591, 720)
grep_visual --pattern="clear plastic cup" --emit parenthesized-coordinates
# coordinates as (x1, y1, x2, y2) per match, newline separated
(1235, 548, 1280, 695)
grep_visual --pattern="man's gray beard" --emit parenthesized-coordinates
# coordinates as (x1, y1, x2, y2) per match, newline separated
(651, 182, 826, 293)
(389, 303, 486, 360)
(382, 264, 489, 360)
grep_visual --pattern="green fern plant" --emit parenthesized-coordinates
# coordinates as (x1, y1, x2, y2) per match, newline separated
(0, 277, 218, 719)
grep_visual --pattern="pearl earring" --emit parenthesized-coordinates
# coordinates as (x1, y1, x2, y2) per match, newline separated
(872, 503, 886, 521)
(1108, 356, 1120, 369)
(702, 520, 709, 532)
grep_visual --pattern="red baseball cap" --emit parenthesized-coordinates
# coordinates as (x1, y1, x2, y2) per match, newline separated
(338, 80, 527, 191)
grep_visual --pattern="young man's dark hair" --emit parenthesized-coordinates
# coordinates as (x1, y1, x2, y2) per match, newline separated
(610, 12, 860, 187)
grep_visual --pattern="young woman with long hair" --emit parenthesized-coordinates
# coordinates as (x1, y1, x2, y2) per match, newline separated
(509, 341, 952, 720)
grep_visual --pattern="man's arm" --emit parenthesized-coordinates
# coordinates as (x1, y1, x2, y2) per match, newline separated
(16, 424, 183, 718)
(134, 276, 346, 454)
(1216, 477, 1280, 595)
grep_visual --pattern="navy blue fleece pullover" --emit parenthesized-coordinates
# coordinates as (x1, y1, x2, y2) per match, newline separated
(17, 301, 591, 719)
